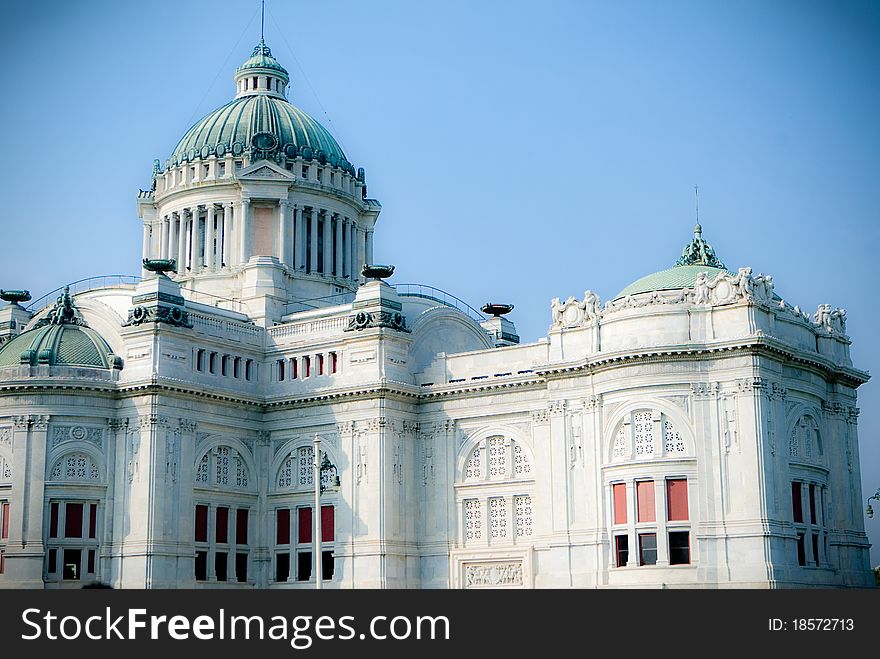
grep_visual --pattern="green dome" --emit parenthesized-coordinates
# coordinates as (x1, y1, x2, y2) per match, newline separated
(614, 224, 732, 299)
(615, 265, 731, 299)
(169, 94, 350, 170)
(0, 323, 119, 369)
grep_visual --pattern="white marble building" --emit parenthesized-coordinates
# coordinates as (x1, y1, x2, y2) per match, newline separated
(0, 39, 872, 589)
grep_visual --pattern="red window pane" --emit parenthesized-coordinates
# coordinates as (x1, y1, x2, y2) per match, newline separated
(792, 482, 803, 523)
(88, 503, 98, 539)
(216, 507, 229, 544)
(330, 352, 338, 374)
(64, 503, 84, 538)
(612, 483, 627, 525)
(303, 357, 311, 378)
(321, 505, 334, 542)
(291, 358, 298, 379)
(236, 509, 249, 545)
(276, 509, 290, 545)
(317, 354, 324, 375)
(87, 549, 96, 574)
(666, 479, 689, 521)
(298, 507, 312, 544)
(195, 504, 208, 543)
(1, 502, 9, 539)
(49, 502, 59, 538)
(636, 481, 655, 523)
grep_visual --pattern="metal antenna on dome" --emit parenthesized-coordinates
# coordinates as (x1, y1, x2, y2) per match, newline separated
(694, 184, 700, 225)
(261, 1, 265, 41)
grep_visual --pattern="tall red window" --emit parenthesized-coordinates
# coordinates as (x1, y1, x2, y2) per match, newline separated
(194, 504, 208, 543)
(666, 479, 689, 521)
(303, 356, 311, 378)
(290, 358, 298, 379)
(317, 354, 325, 375)
(88, 503, 97, 539)
(321, 505, 334, 542)
(215, 506, 229, 544)
(636, 481, 655, 523)
(612, 483, 627, 525)
(236, 509, 249, 545)
(792, 482, 803, 523)
(1, 502, 9, 539)
(298, 507, 313, 544)
(49, 502, 59, 538)
(64, 503, 84, 539)
(329, 352, 338, 374)
(276, 509, 291, 545)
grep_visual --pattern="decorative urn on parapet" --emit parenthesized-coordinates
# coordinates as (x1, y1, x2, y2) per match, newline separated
(142, 259, 177, 277)
(345, 264, 408, 332)
(480, 303, 520, 347)
(361, 264, 395, 281)
(0, 290, 31, 305)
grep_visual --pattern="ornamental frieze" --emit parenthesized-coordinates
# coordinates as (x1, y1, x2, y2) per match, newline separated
(464, 562, 523, 588)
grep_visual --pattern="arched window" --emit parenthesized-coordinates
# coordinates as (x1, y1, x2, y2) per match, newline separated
(463, 436, 532, 482)
(789, 414, 821, 461)
(277, 446, 334, 490)
(612, 409, 688, 462)
(194, 445, 251, 489)
(49, 453, 100, 482)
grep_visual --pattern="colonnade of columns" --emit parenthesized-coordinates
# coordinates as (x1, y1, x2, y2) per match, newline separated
(144, 200, 372, 279)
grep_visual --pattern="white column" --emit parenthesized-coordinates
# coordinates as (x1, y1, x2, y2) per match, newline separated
(279, 201, 291, 265)
(185, 211, 194, 270)
(365, 229, 374, 266)
(142, 223, 151, 262)
(357, 225, 366, 280)
(169, 214, 178, 267)
(222, 202, 233, 267)
(205, 205, 215, 271)
(294, 206, 304, 270)
(349, 222, 357, 281)
(161, 216, 170, 259)
(334, 215, 343, 277)
(309, 208, 318, 274)
(322, 211, 332, 275)
(177, 209, 187, 275)
(240, 199, 251, 264)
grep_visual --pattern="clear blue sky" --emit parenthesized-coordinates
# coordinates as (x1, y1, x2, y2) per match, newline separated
(1, 0, 878, 567)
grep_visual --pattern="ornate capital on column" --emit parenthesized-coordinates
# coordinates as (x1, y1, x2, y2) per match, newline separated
(13, 415, 32, 429)
(32, 415, 50, 430)
(336, 421, 356, 436)
(531, 409, 550, 425)
(178, 418, 198, 433)
(549, 400, 566, 416)
(107, 418, 129, 432)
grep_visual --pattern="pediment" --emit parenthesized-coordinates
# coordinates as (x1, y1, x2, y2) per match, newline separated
(238, 160, 293, 180)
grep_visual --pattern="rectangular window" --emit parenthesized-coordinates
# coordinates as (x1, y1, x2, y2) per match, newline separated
(65, 503, 84, 538)
(615, 534, 629, 567)
(668, 531, 690, 565)
(218, 162, 226, 176)
(215, 552, 228, 582)
(812, 532, 820, 566)
(221, 355, 229, 376)
(195, 551, 207, 581)
(195, 504, 208, 543)
(209, 352, 217, 374)
(0, 550, 4, 574)
(236, 552, 248, 583)
(276, 509, 290, 545)
(612, 483, 627, 525)
(63, 548, 81, 580)
(302, 166, 309, 179)
(245, 360, 253, 381)
(215, 506, 229, 544)
(796, 532, 806, 566)
(234, 357, 241, 379)
(322, 550, 334, 580)
(792, 482, 803, 523)
(666, 478, 689, 521)
(277, 359, 286, 381)
(317, 354, 325, 375)
(276, 552, 290, 582)
(297, 551, 312, 581)
(87, 549, 96, 574)
(88, 503, 97, 539)
(236, 509, 249, 545)
(329, 352, 338, 374)
(638, 533, 657, 566)
(636, 481, 655, 523)
(298, 507, 312, 544)
(50, 502, 59, 538)
(1, 502, 9, 539)
(196, 349, 205, 371)
(47, 548, 57, 574)
(290, 358, 298, 379)
(303, 356, 311, 378)
(809, 484, 816, 525)
(321, 505, 334, 542)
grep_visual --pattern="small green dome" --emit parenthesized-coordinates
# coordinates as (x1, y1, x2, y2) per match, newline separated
(615, 265, 731, 299)
(236, 40, 288, 75)
(0, 324, 119, 369)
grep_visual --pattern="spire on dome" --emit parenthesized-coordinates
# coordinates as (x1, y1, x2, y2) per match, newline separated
(675, 223, 726, 269)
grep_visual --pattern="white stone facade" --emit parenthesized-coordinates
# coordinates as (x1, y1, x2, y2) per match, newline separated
(0, 39, 872, 589)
